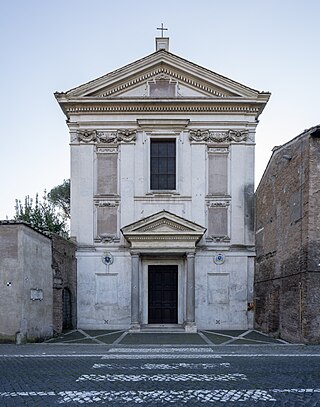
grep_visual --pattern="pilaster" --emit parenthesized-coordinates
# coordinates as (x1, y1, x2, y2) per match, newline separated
(130, 251, 141, 331)
(185, 252, 197, 332)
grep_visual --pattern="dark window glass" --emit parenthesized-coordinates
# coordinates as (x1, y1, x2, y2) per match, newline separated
(150, 140, 176, 190)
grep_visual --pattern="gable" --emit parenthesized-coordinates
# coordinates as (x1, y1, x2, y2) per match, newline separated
(60, 51, 264, 100)
(84, 65, 240, 99)
(55, 50, 271, 119)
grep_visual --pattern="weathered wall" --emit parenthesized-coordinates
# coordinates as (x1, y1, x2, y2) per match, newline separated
(0, 225, 20, 342)
(0, 222, 77, 342)
(52, 235, 77, 334)
(0, 223, 53, 342)
(255, 129, 320, 343)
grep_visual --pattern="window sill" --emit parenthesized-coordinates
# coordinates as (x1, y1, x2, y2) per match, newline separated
(146, 191, 180, 196)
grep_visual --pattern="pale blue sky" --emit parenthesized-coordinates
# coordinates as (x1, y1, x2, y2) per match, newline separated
(1, 0, 319, 218)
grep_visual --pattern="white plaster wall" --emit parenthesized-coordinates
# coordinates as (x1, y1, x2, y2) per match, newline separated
(195, 252, 250, 330)
(77, 250, 131, 329)
(230, 143, 254, 245)
(71, 110, 258, 330)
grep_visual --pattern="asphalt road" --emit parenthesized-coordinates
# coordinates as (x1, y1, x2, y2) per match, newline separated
(1, 344, 320, 406)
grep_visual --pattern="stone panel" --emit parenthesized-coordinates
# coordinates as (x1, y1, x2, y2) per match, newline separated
(208, 207, 228, 236)
(95, 273, 118, 306)
(208, 154, 228, 195)
(97, 206, 117, 236)
(207, 273, 229, 304)
(97, 153, 117, 195)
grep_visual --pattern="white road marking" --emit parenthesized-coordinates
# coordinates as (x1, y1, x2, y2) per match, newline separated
(92, 362, 231, 369)
(101, 353, 221, 359)
(108, 347, 214, 353)
(76, 373, 247, 382)
(58, 389, 275, 403)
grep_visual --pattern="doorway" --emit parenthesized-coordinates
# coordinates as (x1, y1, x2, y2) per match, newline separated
(148, 265, 178, 324)
(62, 288, 72, 330)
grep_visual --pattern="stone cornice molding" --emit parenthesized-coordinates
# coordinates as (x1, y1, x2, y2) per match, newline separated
(190, 129, 249, 143)
(63, 101, 262, 117)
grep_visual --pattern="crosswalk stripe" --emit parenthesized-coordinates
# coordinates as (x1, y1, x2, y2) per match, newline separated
(76, 373, 247, 382)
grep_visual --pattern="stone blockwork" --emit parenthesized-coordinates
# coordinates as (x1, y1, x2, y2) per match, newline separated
(255, 125, 320, 343)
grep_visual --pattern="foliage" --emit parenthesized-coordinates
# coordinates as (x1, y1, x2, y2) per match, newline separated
(48, 179, 70, 219)
(15, 191, 68, 235)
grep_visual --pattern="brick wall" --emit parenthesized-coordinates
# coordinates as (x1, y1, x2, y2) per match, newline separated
(255, 128, 320, 343)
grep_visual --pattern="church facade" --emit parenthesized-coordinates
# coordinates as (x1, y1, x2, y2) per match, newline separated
(55, 38, 270, 332)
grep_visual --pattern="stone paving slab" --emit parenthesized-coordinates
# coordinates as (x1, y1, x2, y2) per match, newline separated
(121, 333, 207, 345)
(44, 329, 286, 346)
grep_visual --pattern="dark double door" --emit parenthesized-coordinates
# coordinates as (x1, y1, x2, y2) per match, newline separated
(148, 265, 178, 324)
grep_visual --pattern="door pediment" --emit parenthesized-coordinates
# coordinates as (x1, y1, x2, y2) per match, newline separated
(121, 210, 206, 252)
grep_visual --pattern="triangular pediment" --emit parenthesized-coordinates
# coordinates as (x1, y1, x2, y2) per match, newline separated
(121, 210, 206, 251)
(58, 50, 266, 100)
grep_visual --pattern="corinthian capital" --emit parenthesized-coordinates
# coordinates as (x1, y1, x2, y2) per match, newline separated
(96, 131, 117, 143)
(228, 129, 248, 142)
(78, 130, 97, 143)
(117, 129, 137, 142)
(189, 129, 209, 142)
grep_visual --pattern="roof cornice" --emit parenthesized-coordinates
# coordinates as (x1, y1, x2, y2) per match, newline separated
(55, 97, 270, 119)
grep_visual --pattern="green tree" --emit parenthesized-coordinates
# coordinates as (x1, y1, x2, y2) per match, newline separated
(48, 179, 70, 219)
(15, 191, 68, 235)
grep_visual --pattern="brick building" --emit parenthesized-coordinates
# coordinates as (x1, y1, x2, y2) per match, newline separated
(254, 125, 320, 343)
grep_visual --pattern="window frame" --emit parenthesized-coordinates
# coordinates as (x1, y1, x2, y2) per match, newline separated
(148, 137, 178, 193)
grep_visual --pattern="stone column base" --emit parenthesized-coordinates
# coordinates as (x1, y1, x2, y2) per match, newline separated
(184, 322, 197, 333)
(129, 324, 141, 332)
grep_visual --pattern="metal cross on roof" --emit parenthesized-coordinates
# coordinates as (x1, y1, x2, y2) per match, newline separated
(157, 23, 168, 38)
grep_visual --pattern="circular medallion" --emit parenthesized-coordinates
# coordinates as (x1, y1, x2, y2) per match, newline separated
(213, 253, 225, 265)
(102, 252, 114, 266)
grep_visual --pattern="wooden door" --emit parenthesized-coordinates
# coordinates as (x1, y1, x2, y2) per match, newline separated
(148, 265, 178, 324)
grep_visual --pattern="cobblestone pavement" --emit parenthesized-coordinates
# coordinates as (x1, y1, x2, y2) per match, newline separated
(1, 344, 320, 406)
